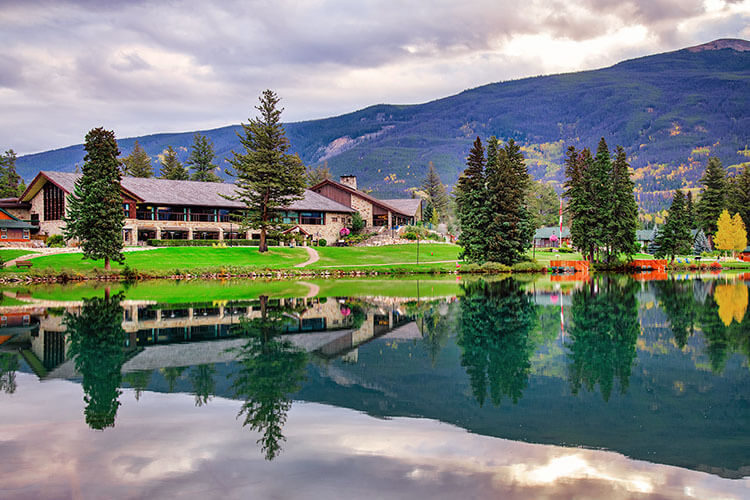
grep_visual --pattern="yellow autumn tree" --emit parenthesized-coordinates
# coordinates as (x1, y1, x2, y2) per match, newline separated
(714, 210, 747, 258)
(714, 283, 748, 326)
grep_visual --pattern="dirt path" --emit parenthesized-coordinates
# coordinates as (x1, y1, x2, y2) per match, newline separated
(295, 246, 320, 268)
(297, 281, 321, 298)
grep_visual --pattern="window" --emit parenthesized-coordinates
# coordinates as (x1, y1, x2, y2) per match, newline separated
(43, 182, 65, 220)
(332, 216, 338, 222)
(123, 203, 130, 218)
(1, 229, 6, 239)
(299, 211, 324, 225)
(276, 210, 299, 224)
(22, 229, 30, 239)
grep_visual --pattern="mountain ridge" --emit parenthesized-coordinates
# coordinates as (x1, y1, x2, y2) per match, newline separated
(15, 39, 750, 214)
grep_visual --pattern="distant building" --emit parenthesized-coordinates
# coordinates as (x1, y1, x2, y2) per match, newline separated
(310, 176, 421, 227)
(0, 207, 34, 243)
(741, 246, 750, 262)
(533, 226, 570, 248)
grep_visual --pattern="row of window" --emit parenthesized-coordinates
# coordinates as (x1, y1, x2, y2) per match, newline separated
(0, 228, 30, 239)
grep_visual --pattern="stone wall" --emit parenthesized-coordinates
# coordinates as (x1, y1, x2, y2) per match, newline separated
(350, 195, 373, 226)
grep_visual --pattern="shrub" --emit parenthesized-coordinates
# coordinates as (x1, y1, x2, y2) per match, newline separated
(350, 213, 365, 233)
(481, 262, 511, 273)
(47, 234, 65, 248)
(402, 232, 418, 240)
(318, 238, 327, 247)
(121, 265, 139, 281)
(511, 261, 546, 273)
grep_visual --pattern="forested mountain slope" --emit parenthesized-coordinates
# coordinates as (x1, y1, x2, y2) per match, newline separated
(17, 39, 749, 214)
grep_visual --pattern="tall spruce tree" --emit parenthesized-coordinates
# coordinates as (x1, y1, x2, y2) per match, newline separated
(455, 137, 488, 262)
(485, 137, 533, 264)
(228, 90, 306, 253)
(421, 161, 448, 220)
(63, 128, 125, 271)
(685, 191, 696, 229)
(121, 140, 153, 177)
(653, 190, 691, 262)
(0, 149, 24, 197)
(159, 146, 189, 180)
(693, 229, 711, 254)
(606, 146, 639, 259)
(697, 156, 727, 237)
(727, 164, 750, 231)
(187, 133, 223, 182)
(588, 138, 613, 261)
(565, 147, 599, 261)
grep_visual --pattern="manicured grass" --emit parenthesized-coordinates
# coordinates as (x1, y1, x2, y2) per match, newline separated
(314, 277, 464, 298)
(0, 295, 28, 306)
(529, 249, 584, 264)
(312, 244, 461, 268)
(4, 247, 309, 273)
(0, 249, 38, 262)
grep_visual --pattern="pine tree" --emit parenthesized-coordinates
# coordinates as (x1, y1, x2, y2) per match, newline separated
(228, 90, 306, 253)
(654, 190, 692, 262)
(693, 229, 711, 254)
(0, 149, 23, 197)
(685, 191, 696, 229)
(187, 133, 223, 182)
(606, 146, 638, 259)
(727, 164, 750, 231)
(648, 225, 661, 255)
(565, 147, 599, 261)
(305, 162, 332, 187)
(121, 140, 154, 178)
(63, 128, 125, 271)
(697, 156, 727, 237)
(159, 146, 189, 180)
(589, 138, 613, 261)
(485, 138, 533, 264)
(526, 180, 560, 228)
(455, 137, 488, 262)
(421, 161, 448, 219)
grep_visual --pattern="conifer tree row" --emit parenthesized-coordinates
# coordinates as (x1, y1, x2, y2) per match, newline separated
(563, 138, 638, 262)
(454, 136, 533, 265)
(159, 146, 189, 180)
(187, 133, 223, 182)
(653, 190, 691, 262)
(121, 140, 154, 178)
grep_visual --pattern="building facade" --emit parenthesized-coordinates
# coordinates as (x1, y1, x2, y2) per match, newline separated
(20, 172, 357, 245)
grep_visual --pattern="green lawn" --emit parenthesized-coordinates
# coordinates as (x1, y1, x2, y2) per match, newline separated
(530, 249, 584, 264)
(313, 244, 461, 268)
(5, 247, 309, 273)
(0, 249, 38, 262)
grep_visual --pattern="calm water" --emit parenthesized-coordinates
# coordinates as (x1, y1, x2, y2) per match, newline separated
(1, 274, 748, 499)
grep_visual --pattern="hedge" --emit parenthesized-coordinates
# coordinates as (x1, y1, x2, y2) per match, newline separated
(147, 239, 279, 247)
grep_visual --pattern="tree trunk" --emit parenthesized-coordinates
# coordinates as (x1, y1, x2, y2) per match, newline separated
(105, 256, 111, 271)
(104, 285, 110, 301)
(259, 228, 268, 253)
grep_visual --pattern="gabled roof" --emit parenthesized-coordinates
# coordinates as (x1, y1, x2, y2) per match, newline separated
(0, 207, 34, 230)
(534, 226, 570, 239)
(381, 198, 422, 217)
(310, 178, 413, 216)
(20, 171, 355, 213)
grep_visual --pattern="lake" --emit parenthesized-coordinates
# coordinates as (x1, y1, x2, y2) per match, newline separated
(1, 274, 748, 499)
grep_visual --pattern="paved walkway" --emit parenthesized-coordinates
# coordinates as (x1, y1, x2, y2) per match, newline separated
(295, 246, 320, 268)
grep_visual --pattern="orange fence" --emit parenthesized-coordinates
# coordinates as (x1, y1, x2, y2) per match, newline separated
(549, 260, 590, 273)
(630, 259, 667, 272)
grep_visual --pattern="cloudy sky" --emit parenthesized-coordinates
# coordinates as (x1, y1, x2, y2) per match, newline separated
(1, 0, 749, 154)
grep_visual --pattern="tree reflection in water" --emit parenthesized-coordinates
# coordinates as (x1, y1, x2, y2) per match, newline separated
(189, 364, 216, 407)
(65, 292, 127, 430)
(0, 352, 19, 394)
(457, 279, 537, 407)
(566, 277, 639, 401)
(230, 295, 308, 460)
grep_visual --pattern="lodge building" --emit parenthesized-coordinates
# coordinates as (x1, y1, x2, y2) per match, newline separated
(10, 172, 421, 245)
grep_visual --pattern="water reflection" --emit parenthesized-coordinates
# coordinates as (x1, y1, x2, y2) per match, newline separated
(231, 296, 308, 460)
(64, 292, 129, 430)
(0, 275, 748, 479)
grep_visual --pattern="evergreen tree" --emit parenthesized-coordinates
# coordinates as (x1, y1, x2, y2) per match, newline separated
(455, 137, 488, 262)
(526, 180, 560, 228)
(421, 161, 448, 219)
(685, 191, 696, 229)
(606, 146, 639, 259)
(63, 128, 125, 271)
(565, 147, 598, 261)
(697, 156, 727, 237)
(727, 164, 750, 231)
(653, 190, 691, 262)
(485, 137, 533, 264)
(121, 140, 154, 177)
(228, 90, 306, 253)
(0, 149, 24, 197)
(693, 229, 711, 254)
(589, 138, 613, 260)
(159, 146, 189, 180)
(305, 162, 332, 187)
(187, 133, 223, 182)
(647, 225, 661, 255)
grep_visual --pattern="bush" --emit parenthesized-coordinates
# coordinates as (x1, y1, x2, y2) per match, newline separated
(402, 231, 418, 240)
(147, 239, 278, 247)
(318, 238, 327, 247)
(511, 261, 546, 273)
(121, 265, 139, 281)
(350, 213, 365, 233)
(47, 234, 65, 248)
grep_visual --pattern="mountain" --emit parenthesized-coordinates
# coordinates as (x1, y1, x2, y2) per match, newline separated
(16, 39, 750, 214)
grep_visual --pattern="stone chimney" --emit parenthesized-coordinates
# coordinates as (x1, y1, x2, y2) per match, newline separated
(340, 175, 357, 190)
